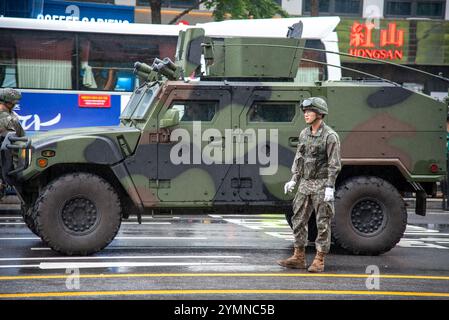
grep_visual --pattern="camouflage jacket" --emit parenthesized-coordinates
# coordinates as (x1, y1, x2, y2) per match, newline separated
(0, 110, 25, 137)
(291, 121, 341, 194)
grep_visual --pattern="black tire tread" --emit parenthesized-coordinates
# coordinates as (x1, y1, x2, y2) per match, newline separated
(34, 172, 122, 255)
(332, 176, 407, 255)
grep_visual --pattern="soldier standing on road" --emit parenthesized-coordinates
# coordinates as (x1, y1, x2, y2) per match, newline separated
(0, 88, 25, 196)
(278, 97, 341, 273)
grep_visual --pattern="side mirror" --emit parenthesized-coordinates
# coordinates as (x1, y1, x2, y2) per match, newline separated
(159, 109, 180, 128)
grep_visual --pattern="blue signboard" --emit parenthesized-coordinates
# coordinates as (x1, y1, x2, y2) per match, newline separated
(16, 92, 122, 132)
(1, 0, 134, 23)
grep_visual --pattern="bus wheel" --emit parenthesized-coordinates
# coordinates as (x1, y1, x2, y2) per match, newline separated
(34, 173, 122, 255)
(332, 176, 407, 255)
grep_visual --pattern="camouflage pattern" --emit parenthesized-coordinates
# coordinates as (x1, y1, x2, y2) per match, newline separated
(0, 110, 25, 137)
(290, 121, 341, 254)
(300, 97, 328, 115)
(291, 122, 341, 193)
(0, 88, 22, 104)
(292, 192, 334, 253)
(1, 28, 447, 255)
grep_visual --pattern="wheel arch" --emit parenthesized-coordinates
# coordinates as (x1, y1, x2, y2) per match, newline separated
(29, 163, 140, 219)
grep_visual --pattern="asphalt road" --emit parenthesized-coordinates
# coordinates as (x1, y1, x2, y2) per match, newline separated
(0, 204, 448, 301)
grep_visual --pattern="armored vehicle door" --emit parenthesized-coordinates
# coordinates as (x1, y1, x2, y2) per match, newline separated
(156, 87, 233, 204)
(236, 88, 310, 202)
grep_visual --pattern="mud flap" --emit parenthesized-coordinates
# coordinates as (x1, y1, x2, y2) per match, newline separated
(415, 189, 427, 216)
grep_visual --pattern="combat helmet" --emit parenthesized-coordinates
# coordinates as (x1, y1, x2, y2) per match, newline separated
(0, 88, 22, 104)
(300, 97, 328, 115)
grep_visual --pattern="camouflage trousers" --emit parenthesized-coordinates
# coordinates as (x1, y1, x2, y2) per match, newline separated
(291, 192, 335, 253)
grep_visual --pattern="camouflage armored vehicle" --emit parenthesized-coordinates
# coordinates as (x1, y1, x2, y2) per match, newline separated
(1, 24, 447, 256)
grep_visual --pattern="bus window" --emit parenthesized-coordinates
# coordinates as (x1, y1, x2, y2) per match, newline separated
(296, 39, 327, 82)
(79, 33, 178, 92)
(0, 30, 75, 89)
(0, 31, 17, 87)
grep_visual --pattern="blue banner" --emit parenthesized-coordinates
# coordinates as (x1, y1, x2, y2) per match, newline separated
(16, 92, 122, 132)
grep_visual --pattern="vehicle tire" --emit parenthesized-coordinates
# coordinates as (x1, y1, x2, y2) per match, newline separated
(285, 207, 318, 242)
(332, 176, 407, 255)
(21, 206, 41, 237)
(34, 173, 122, 255)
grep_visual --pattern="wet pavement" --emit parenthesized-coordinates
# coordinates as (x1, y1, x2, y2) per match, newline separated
(0, 205, 448, 300)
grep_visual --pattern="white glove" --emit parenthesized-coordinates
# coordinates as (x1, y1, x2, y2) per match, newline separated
(284, 181, 296, 194)
(324, 187, 334, 202)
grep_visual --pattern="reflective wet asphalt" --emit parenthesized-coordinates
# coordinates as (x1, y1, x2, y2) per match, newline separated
(0, 203, 448, 300)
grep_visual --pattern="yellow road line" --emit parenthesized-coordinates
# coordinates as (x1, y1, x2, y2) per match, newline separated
(1, 273, 449, 281)
(1, 289, 449, 299)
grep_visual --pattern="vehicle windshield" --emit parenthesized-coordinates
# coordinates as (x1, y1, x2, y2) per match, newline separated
(120, 86, 146, 120)
(120, 83, 160, 121)
(132, 83, 160, 120)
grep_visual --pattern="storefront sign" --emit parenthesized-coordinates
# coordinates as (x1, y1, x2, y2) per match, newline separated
(348, 21, 404, 60)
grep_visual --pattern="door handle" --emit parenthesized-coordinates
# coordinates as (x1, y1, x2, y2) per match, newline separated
(289, 137, 299, 147)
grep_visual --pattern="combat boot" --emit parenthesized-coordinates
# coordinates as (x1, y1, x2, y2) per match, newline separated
(307, 251, 326, 273)
(277, 247, 307, 269)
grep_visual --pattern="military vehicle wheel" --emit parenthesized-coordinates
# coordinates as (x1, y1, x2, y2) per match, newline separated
(332, 176, 407, 255)
(34, 173, 122, 255)
(21, 206, 40, 237)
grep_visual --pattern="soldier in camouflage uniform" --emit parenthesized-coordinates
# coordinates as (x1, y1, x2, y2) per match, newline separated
(278, 97, 341, 273)
(0, 88, 25, 195)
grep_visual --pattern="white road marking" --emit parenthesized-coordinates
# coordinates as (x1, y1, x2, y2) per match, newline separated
(122, 222, 171, 225)
(0, 264, 40, 269)
(0, 262, 240, 269)
(38, 262, 239, 270)
(0, 237, 39, 240)
(0, 223, 25, 225)
(0, 255, 242, 262)
(0, 217, 22, 220)
(0, 236, 207, 241)
(114, 236, 207, 240)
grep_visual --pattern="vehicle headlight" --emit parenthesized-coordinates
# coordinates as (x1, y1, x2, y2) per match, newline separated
(20, 149, 32, 167)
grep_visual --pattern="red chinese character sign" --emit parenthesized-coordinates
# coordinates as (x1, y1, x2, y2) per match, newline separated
(348, 21, 405, 61)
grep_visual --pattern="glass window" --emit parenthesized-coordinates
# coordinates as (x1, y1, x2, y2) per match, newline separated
(79, 33, 177, 91)
(417, 1, 444, 16)
(385, 0, 444, 18)
(132, 83, 160, 119)
(170, 100, 217, 122)
(335, 0, 361, 14)
(385, 1, 413, 15)
(297, 40, 327, 82)
(120, 86, 146, 119)
(304, 0, 331, 13)
(248, 103, 296, 123)
(0, 29, 75, 89)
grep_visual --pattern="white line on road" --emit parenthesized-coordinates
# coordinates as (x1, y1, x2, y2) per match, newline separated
(0, 223, 25, 225)
(0, 236, 207, 241)
(0, 262, 240, 269)
(0, 255, 242, 262)
(114, 237, 207, 240)
(39, 262, 239, 269)
(122, 222, 171, 225)
(0, 264, 40, 269)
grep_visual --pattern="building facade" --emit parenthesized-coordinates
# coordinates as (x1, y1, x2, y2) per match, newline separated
(1, 0, 448, 97)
